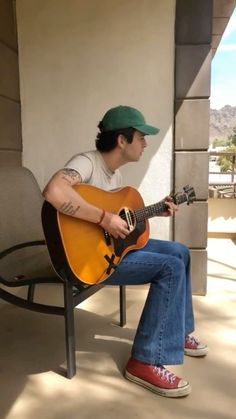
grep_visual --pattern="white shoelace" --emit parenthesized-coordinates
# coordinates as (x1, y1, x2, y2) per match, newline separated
(154, 366, 177, 384)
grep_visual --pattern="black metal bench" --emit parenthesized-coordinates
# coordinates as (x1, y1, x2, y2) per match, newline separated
(0, 166, 126, 378)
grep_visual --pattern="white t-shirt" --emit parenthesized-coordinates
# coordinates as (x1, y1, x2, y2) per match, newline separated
(64, 150, 122, 191)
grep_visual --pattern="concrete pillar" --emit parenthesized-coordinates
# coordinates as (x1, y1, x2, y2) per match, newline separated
(174, 0, 213, 294)
(0, 0, 21, 167)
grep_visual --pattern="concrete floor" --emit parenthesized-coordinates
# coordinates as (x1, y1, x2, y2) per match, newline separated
(0, 238, 235, 419)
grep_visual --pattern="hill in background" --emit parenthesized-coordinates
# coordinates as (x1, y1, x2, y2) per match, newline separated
(210, 105, 236, 141)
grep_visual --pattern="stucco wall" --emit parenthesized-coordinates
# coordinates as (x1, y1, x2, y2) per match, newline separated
(16, 0, 175, 239)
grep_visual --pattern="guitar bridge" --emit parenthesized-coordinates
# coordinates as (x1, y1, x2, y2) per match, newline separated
(104, 253, 117, 274)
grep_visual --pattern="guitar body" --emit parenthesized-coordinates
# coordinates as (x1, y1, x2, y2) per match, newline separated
(42, 184, 149, 284)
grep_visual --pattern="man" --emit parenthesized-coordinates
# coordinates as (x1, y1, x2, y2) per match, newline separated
(43, 105, 207, 398)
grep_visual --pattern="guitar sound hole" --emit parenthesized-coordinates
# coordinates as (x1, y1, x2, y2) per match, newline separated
(119, 208, 136, 231)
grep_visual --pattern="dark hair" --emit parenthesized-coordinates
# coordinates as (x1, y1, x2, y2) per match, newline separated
(95, 123, 136, 152)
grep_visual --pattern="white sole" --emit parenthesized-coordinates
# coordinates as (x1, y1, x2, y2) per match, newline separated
(184, 347, 208, 357)
(125, 370, 191, 398)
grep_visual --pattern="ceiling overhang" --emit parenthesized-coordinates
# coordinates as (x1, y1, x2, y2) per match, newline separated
(212, 0, 236, 57)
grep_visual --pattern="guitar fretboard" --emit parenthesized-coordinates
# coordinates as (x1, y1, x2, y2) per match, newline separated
(134, 193, 188, 223)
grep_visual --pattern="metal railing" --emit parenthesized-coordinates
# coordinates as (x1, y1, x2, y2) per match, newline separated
(209, 151, 236, 198)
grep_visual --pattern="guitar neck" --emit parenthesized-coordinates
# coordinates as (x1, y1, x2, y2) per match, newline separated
(134, 193, 188, 223)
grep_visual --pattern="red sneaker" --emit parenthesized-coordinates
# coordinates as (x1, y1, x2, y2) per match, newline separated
(125, 358, 191, 398)
(184, 335, 208, 357)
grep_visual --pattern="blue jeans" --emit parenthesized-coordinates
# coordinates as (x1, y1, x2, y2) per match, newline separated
(105, 239, 195, 365)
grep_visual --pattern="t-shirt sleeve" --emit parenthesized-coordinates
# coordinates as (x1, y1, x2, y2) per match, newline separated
(64, 154, 93, 183)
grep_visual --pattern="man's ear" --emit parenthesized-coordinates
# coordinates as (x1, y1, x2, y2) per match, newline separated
(117, 134, 127, 149)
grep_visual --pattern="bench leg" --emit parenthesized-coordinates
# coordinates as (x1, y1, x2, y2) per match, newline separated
(119, 285, 126, 327)
(63, 281, 76, 378)
(27, 284, 35, 302)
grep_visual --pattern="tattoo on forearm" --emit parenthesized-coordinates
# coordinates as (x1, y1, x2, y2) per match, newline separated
(60, 201, 80, 216)
(61, 169, 81, 184)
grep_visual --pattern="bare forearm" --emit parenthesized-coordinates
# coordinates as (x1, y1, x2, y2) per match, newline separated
(43, 168, 130, 237)
(42, 169, 103, 223)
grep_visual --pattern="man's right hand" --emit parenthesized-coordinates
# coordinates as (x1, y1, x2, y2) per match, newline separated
(100, 212, 130, 239)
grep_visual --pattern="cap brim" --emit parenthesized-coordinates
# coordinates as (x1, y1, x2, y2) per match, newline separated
(133, 124, 160, 135)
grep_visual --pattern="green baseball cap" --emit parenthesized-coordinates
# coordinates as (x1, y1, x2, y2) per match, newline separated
(100, 105, 160, 135)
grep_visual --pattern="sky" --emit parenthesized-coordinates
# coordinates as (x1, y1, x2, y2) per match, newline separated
(210, 7, 236, 110)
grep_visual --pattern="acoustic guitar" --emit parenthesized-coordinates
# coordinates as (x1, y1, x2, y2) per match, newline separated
(42, 184, 196, 285)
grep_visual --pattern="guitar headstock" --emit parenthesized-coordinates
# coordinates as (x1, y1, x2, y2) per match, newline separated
(173, 185, 196, 205)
